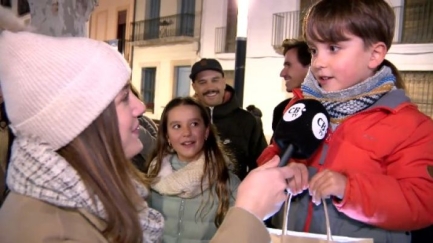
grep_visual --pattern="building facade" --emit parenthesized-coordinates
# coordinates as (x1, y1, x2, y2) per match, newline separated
(129, 0, 202, 121)
(78, 0, 432, 138)
(89, 0, 134, 62)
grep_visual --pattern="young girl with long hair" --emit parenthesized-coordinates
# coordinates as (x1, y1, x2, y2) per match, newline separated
(146, 97, 240, 242)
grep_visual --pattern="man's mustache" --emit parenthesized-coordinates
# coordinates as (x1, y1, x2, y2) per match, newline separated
(203, 90, 219, 96)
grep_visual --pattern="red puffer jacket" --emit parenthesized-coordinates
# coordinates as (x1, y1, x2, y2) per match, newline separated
(258, 88, 433, 231)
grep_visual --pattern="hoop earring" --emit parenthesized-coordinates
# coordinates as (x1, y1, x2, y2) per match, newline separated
(167, 140, 175, 153)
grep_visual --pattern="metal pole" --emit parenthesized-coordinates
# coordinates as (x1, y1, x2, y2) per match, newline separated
(129, 0, 138, 68)
(234, 36, 247, 108)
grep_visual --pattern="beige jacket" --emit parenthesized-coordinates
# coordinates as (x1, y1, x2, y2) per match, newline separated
(0, 192, 271, 243)
(0, 192, 108, 243)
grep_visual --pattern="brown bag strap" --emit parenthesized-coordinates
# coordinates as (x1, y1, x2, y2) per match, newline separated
(281, 193, 333, 241)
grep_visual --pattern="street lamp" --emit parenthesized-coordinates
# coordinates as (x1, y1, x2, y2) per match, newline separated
(234, 0, 249, 107)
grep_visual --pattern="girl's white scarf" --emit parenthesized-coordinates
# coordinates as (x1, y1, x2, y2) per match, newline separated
(149, 154, 209, 198)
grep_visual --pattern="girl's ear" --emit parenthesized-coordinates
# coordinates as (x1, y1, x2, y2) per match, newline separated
(205, 127, 210, 141)
(368, 42, 387, 69)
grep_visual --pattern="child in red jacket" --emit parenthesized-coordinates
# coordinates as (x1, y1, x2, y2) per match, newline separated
(258, 1, 433, 242)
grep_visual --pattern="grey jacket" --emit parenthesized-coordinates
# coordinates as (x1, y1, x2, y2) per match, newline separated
(148, 162, 240, 243)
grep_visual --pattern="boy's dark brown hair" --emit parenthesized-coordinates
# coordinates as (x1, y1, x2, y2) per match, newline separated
(303, 0, 405, 89)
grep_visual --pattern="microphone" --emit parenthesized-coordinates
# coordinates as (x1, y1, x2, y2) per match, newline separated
(273, 99, 330, 167)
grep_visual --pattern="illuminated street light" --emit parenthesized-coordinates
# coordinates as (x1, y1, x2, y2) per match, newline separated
(237, 0, 249, 38)
(234, 0, 249, 107)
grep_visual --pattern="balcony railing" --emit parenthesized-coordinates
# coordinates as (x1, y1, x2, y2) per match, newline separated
(215, 26, 236, 53)
(271, 10, 301, 49)
(132, 13, 196, 43)
(272, 4, 432, 49)
(215, 27, 226, 53)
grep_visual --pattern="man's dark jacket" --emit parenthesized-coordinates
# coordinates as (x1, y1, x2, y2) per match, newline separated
(207, 85, 267, 180)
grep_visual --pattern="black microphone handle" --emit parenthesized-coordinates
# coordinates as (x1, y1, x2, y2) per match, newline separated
(278, 144, 295, 167)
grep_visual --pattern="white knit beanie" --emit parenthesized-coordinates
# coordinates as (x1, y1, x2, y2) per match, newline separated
(0, 30, 131, 150)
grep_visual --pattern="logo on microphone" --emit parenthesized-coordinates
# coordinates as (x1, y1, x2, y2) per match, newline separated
(312, 113, 328, 139)
(283, 103, 306, 122)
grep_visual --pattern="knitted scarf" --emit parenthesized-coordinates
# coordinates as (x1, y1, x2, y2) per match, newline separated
(149, 154, 208, 198)
(301, 66, 396, 123)
(6, 135, 164, 243)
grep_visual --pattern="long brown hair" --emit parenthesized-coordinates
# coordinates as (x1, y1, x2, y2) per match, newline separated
(1, 100, 14, 204)
(0, 101, 13, 172)
(57, 102, 147, 243)
(145, 97, 233, 227)
(303, 0, 405, 90)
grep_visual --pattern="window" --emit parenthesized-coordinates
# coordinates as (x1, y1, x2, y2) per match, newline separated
(178, 0, 195, 36)
(402, 71, 433, 118)
(141, 67, 157, 113)
(174, 66, 191, 97)
(401, 0, 433, 43)
(145, 0, 161, 39)
(225, 0, 237, 53)
(0, 0, 11, 8)
(17, 0, 30, 16)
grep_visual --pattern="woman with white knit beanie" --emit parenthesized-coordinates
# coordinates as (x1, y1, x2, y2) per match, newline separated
(0, 7, 163, 243)
(0, 6, 303, 243)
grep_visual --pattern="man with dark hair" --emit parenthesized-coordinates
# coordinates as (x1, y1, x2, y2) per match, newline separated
(190, 58, 267, 180)
(265, 39, 312, 227)
(272, 38, 311, 133)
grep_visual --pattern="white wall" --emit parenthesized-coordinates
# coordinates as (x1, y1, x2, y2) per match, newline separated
(388, 44, 433, 71)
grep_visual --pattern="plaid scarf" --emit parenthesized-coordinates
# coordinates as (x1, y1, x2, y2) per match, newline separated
(301, 66, 396, 123)
(7, 135, 164, 243)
